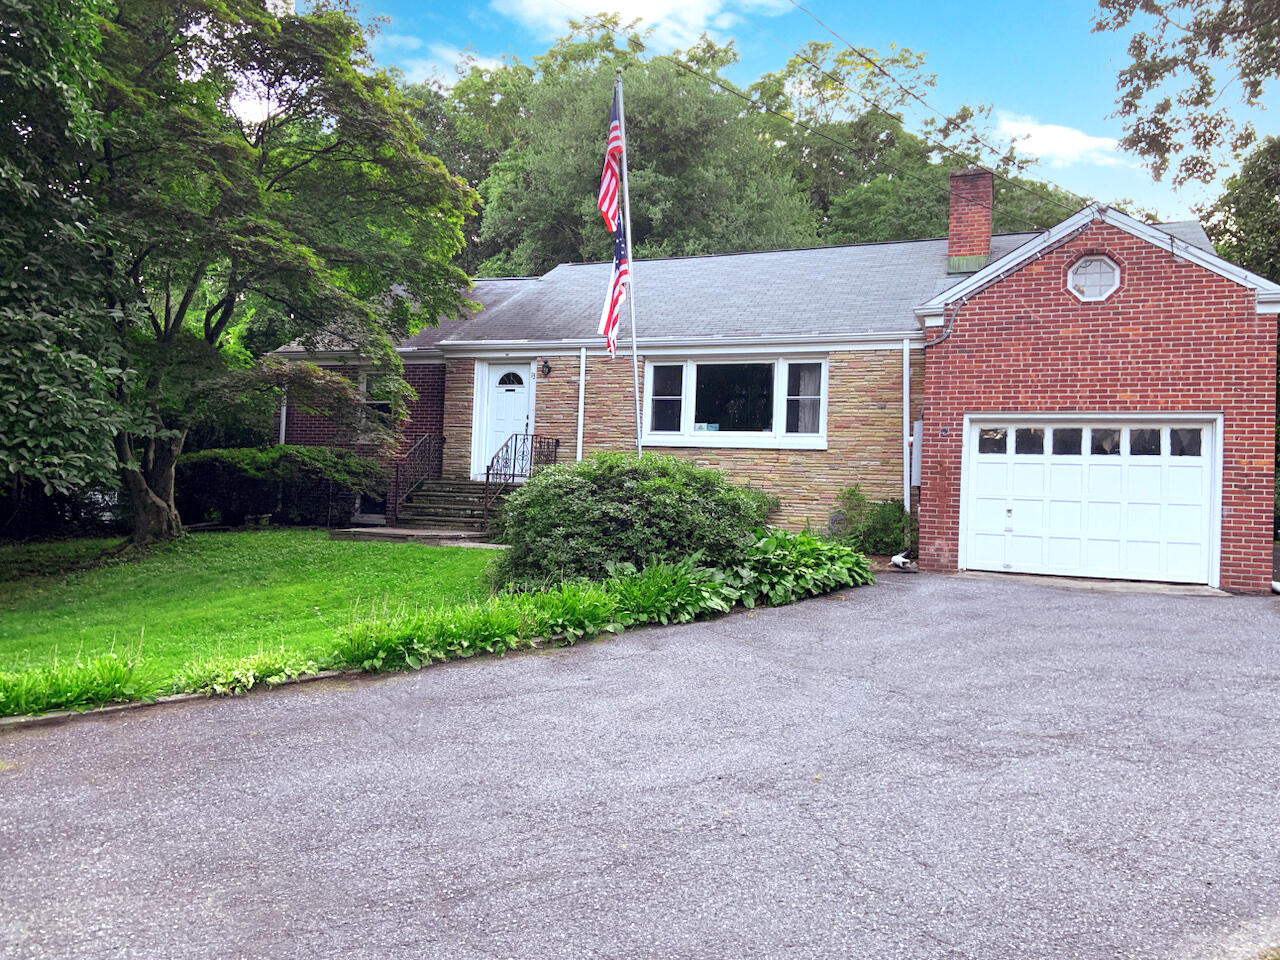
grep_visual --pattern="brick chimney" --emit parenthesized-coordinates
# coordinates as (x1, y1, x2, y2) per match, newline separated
(948, 167, 993, 273)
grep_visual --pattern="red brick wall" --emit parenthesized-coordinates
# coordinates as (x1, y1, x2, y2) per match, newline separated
(948, 168, 993, 261)
(918, 220, 1277, 593)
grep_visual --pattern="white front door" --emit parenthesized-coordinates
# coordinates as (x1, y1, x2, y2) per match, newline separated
(962, 418, 1217, 584)
(483, 365, 531, 470)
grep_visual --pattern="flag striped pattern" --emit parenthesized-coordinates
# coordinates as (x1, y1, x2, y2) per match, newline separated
(597, 89, 623, 232)
(598, 226, 629, 356)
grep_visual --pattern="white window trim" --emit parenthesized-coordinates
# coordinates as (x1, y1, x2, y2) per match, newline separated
(1067, 254, 1121, 303)
(641, 356, 828, 450)
(469, 360, 537, 480)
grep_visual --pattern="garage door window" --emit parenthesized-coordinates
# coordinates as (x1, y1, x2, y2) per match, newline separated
(1171, 428, 1201, 456)
(1091, 428, 1120, 455)
(979, 428, 1007, 453)
(1015, 427, 1044, 454)
(1130, 429, 1161, 455)
(1052, 427, 1082, 455)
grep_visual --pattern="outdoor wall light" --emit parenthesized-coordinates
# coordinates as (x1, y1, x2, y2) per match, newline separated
(540, 360, 552, 377)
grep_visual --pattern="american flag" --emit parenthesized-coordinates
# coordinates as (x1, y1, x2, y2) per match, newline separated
(597, 88, 623, 232)
(598, 223, 629, 357)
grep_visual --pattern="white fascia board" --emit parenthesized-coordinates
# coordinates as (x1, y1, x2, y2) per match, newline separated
(268, 351, 444, 365)
(916, 204, 1280, 316)
(437, 332, 926, 358)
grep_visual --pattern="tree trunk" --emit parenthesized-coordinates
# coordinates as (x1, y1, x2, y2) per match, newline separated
(119, 432, 186, 544)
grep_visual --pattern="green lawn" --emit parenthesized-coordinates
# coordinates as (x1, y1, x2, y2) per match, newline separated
(0, 530, 496, 678)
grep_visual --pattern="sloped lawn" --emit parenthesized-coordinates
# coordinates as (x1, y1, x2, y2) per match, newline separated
(0, 530, 496, 679)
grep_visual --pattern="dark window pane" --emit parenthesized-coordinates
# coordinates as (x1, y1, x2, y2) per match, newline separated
(652, 365, 682, 398)
(1052, 428, 1082, 455)
(694, 363, 773, 432)
(651, 398, 681, 432)
(786, 398, 820, 434)
(1091, 428, 1120, 455)
(497, 372, 523, 386)
(1130, 429, 1161, 456)
(1170, 428, 1202, 457)
(787, 362, 821, 397)
(978, 428, 1007, 454)
(1015, 427, 1044, 454)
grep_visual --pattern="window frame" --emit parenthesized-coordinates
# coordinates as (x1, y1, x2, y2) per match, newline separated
(642, 356, 828, 450)
(1066, 254, 1121, 303)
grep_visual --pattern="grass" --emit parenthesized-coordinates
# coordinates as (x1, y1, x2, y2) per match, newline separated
(0, 530, 496, 681)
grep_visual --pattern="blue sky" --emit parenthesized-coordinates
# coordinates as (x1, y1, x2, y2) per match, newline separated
(353, 0, 1264, 220)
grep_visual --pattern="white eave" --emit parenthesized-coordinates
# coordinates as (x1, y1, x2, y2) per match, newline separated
(435, 330, 926, 356)
(913, 204, 1280, 323)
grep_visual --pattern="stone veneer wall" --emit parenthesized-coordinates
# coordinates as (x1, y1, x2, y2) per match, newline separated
(444, 349, 923, 530)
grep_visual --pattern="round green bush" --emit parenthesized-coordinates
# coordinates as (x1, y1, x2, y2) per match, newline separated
(492, 452, 778, 589)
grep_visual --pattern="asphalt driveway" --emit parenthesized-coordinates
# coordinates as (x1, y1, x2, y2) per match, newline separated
(1, 574, 1277, 960)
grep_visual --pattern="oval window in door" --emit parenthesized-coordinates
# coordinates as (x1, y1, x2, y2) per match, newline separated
(498, 372, 524, 389)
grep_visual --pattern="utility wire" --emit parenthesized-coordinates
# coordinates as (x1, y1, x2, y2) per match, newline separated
(782, 0, 1089, 214)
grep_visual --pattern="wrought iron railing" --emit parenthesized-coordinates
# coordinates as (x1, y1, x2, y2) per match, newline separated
(390, 434, 445, 523)
(484, 433, 560, 522)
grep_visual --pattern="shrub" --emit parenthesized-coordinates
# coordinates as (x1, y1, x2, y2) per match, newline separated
(166, 649, 322, 697)
(0, 652, 159, 717)
(175, 445, 387, 527)
(828, 485, 916, 555)
(732, 529, 874, 607)
(492, 452, 777, 589)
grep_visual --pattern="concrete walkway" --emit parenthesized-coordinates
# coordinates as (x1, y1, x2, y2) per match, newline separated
(1, 575, 1277, 959)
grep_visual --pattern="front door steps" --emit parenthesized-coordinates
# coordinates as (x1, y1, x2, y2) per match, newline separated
(330, 480, 505, 545)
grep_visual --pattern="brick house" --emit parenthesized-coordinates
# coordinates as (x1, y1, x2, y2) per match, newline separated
(276, 169, 1279, 592)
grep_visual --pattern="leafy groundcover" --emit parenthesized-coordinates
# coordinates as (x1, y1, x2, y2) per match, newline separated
(0, 530, 872, 718)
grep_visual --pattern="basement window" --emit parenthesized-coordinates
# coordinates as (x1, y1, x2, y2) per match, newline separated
(643, 357, 828, 450)
(1067, 255, 1121, 302)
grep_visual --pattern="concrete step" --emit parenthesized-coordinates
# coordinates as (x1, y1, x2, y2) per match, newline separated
(403, 493, 500, 508)
(330, 526, 499, 545)
(398, 504, 489, 519)
(395, 516, 490, 531)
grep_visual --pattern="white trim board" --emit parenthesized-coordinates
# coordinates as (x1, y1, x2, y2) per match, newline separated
(916, 204, 1280, 320)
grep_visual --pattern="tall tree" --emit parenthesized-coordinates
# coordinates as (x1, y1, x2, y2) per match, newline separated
(1202, 136, 1280, 284)
(1095, 0, 1280, 184)
(88, 0, 476, 542)
(0, 0, 127, 496)
(472, 21, 817, 276)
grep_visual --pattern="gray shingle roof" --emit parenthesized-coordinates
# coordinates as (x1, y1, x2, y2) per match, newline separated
(273, 278, 534, 356)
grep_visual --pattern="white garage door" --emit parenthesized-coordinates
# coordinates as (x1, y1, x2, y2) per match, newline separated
(962, 419, 1218, 584)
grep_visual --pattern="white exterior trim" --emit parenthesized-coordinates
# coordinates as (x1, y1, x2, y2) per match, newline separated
(917, 204, 1280, 319)
(438, 333, 924, 358)
(957, 410, 1224, 588)
(640, 355, 829, 451)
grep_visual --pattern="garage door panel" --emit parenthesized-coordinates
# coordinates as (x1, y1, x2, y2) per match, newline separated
(1124, 502, 1162, 539)
(1167, 465, 1205, 502)
(1049, 463, 1083, 497)
(973, 461, 1008, 494)
(965, 419, 1215, 585)
(1126, 464, 1163, 499)
(970, 532, 1008, 565)
(1087, 463, 1123, 498)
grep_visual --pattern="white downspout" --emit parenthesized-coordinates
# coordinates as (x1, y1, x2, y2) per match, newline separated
(901, 338, 911, 508)
(278, 396, 287, 446)
(576, 347, 587, 461)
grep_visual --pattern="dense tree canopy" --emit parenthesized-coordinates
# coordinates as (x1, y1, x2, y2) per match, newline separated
(1203, 136, 1280, 284)
(1095, 0, 1280, 185)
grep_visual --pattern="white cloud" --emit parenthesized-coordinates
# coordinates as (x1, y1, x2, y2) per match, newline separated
(996, 111, 1135, 169)
(375, 33, 425, 52)
(489, 0, 788, 50)
(398, 44, 506, 86)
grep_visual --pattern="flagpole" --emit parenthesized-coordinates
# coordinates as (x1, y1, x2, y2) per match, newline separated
(615, 71, 643, 456)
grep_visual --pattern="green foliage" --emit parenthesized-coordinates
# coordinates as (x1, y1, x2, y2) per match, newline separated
(1204, 137, 1280, 285)
(174, 445, 388, 526)
(1095, 0, 1280, 184)
(828, 485, 916, 555)
(604, 555, 738, 625)
(0, 651, 158, 717)
(468, 23, 817, 275)
(492, 452, 777, 589)
(730, 529, 874, 607)
(167, 649, 321, 697)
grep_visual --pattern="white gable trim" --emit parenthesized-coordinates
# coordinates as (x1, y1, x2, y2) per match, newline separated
(915, 204, 1280, 319)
